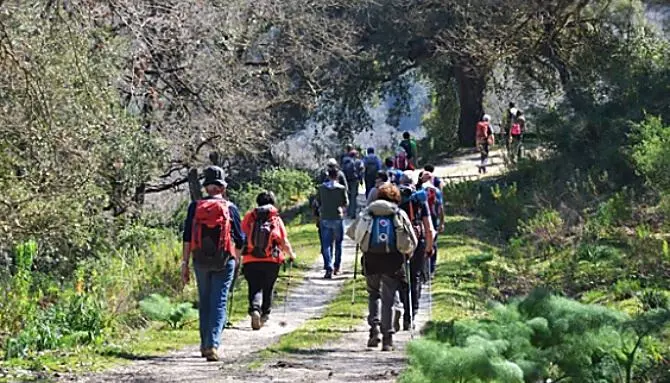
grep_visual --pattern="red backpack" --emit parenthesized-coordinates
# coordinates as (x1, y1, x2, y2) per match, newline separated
(248, 206, 282, 259)
(511, 123, 521, 136)
(191, 199, 233, 267)
(395, 152, 409, 171)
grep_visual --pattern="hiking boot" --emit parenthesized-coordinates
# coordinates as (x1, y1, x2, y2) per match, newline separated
(203, 347, 219, 361)
(381, 335, 394, 352)
(393, 309, 401, 333)
(333, 268, 340, 276)
(324, 270, 333, 279)
(261, 314, 270, 326)
(367, 327, 381, 348)
(200, 347, 206, 357)
(251, 310, 262, 330)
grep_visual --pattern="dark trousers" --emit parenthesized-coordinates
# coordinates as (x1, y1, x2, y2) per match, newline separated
(399, 240, 426, 325)
(242, 262, 281, 317)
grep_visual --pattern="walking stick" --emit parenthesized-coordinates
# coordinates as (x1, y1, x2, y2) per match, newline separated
(427, 257, 433, 319)
(279, 259, 293, 327)
(349, 244, 360, 330)
(406, 260, 415, 339)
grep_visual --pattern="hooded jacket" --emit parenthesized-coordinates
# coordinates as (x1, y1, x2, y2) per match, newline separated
(316, 180, 348, 220)
(241, 205, 287, 265)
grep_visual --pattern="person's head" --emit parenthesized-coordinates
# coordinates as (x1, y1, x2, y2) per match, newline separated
(376, 183, 401, 204)
(482, 114, 491, 122)
(402, 131, 410, 140)
(256, 191, 277, 207)
(349, 150, 358, 158)
(375, 170, 389, 185)
(385, 157, 394, 168)
(327, 167, 339, 180)
(203, 166, 227, 196)
(423, 164, 435, 173)
(345, 144, 354, 153)
(509, 102, 515, 108)
(326, 157, 338, 169)
(367, 147, 375, 155)
(400, 173, 413, 185)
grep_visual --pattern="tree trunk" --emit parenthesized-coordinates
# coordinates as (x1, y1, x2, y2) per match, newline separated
(454, 65, 486, 147)
(188, 168, 202, 201)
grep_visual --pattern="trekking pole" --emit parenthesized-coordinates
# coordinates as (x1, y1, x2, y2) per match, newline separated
(349, 244, 359, 330)
(428, 258, 433, 320)
(406, 260, 415, 339)
(279, 259, 293, 327)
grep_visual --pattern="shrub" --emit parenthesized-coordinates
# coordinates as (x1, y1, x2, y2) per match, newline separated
(443, 180, 480, 214)
(631, 115, 670, 192)
(404, 289, 670, 383)
(481, 183, 525, 239)
(139, 294, 197, 329)
(230, 167, 313, 213)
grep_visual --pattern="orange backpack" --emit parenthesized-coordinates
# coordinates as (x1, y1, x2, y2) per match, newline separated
(190, 199, 233, 267)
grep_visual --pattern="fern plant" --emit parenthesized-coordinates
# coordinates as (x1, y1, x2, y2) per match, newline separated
(139, 294, 197, 329)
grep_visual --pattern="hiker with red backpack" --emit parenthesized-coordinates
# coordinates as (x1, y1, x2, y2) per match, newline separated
(241, 191, 296, 331)
(181, 166, 246, 362)
(476, 114, 493, 174)
(509, 111, 525, 162)
(417, 171, 445, 276)
(395, 175, 435, 331)
(346, 183, 418, 351)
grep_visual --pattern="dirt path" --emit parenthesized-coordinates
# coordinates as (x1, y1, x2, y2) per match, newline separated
(430, 148, 506, 181)
(73, 232, 359, 383)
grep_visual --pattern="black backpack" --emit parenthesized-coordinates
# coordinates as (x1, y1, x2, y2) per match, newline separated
(342, 156, 358, 181)
(250, 207, 280, 258)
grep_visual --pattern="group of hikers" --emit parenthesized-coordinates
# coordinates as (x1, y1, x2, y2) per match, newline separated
(476, 102, 527, 173)
(177, 110, 524, 360)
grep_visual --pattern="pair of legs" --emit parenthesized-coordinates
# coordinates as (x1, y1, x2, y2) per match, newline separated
(367, 272, 404, 350)
(242, 262, 281, 324)
(194, 259, 236, 354)
(364, 178, 376, 199)
(396, 241, 426, 327)
(319, 219, 343, 275)
(347, 180, 359, 218)
(478, 142, 489, 173)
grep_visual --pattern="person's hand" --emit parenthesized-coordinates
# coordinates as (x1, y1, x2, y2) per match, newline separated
(181, 262, 190, 285)
(425, 247, 433, 258)
(439, 223, 445, 233)
(288, 251, 297, 263)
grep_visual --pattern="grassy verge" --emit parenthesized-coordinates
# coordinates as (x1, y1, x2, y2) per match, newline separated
(0, 223, 321, 380)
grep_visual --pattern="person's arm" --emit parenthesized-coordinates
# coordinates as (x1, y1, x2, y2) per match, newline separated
(277, 218, 296, 261)
(181, 202, 197, 285)
(422, 201, 435, 255)
(342, 185, 349, 210)
(228, 204, 246, 253)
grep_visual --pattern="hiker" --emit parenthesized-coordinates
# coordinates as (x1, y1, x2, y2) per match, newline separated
(420, 166, 445, 233)
(417, 171, 445, 275)
(181, 166, 245, 361)
(476, 114, 492, 174)
(340, 144, 355, 166)
(423, 164, 443, 191)
(347, 183, 418, 351)
(394, 175, 435, 331)
(384, 157, 403, 185)
(394, 147, 411, 171)
(363, 147, 383, 198)
(341, 151, 363, 219)
(510, 111, 525, 161)
(316, 167, 348, 278)
(399, 131, 418, 169)
(313, 158, 348, 256)
(504, 102, 519, 151)
(365, 170, 390, 206)
(241, 191, 297, 330)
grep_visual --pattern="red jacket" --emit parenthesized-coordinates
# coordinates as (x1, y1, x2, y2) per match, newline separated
(241, 205, 287, 265)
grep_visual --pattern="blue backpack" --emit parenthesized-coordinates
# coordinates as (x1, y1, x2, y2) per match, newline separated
(368, 214, 397, 254)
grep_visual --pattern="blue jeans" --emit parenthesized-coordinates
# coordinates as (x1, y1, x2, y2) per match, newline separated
(347, 181, 358, 218)
(320, 219, 343, 271)
(194, 258, 236, 350)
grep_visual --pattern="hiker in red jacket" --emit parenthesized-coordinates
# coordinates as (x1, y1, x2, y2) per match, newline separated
(241, 191, 296, 330)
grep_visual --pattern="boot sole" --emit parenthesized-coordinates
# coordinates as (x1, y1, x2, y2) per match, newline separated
(251, 311, 262, 330)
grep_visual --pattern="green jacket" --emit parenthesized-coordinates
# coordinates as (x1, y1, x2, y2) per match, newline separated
(316, 180, 348, 220)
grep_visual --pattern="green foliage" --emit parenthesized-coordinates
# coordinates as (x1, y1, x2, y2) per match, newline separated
(230, 167, 313, 213)
(406, 289, 670, 383)
(631, 115, 670, 192)
(139, 294, 197, 329)
(444, 181, 481, 214)
(484, 183, 525, 239)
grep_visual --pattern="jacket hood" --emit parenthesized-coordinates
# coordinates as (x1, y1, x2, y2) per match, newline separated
(366, 200, 398, 216)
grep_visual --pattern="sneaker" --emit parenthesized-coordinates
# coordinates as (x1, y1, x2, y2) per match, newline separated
(200, 347, 206, 357)
(393, 309, 401, 333)
(251, 310, 262, 330)
(381, 335, 394, 352)
(203, 348, 219, 361)
(367, 327, 381, 348)
(324, 270, 333, 279)
(261, 314, 270, 326)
